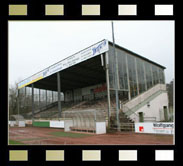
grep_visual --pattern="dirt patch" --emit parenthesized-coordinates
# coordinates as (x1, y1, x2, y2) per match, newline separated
(9, 127, 173, 145)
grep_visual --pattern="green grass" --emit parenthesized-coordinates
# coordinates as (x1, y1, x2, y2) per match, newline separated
(9, 140, 25, 145)
(49, 131, 93, 138)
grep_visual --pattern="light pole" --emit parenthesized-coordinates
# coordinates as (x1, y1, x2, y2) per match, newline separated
(111, 21, 120, 131)
(17, 87, 20, 124)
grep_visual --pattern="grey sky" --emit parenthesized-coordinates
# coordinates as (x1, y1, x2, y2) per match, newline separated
(9, 21, 174, 86)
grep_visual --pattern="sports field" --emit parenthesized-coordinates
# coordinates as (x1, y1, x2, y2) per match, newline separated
(9, 127, 173, 145)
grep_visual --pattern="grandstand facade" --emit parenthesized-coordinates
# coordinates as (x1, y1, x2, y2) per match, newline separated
(17, 39, 169, 131)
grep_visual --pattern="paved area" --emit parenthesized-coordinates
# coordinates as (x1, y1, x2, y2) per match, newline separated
(9, 127, 174, 145)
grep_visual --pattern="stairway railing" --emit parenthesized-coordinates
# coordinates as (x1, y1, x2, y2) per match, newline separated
(124, 84, 166, 110)
(110, 123, 135, 132)
(27, 101, 58, 116)
(121, 105, 139, 122)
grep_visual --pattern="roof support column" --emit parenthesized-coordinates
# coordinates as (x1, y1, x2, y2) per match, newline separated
(143, 62, 148, 91)
(163, 70, 166, 84)
(57, 72, 61, 118)
(39, 89, 40, 108)
(105, 52, 111, 127)
(25, 86, 26, 96)
(151, 65, 154, 86)
(135, 58, 140, 95)
(125, 54, 131, 100)
(32, 84, 34, 120)
(46, 90, 47, 106)
(24, 87, 26, 108)
(52, 91, 54, 103)
(157, 67, 161, 84)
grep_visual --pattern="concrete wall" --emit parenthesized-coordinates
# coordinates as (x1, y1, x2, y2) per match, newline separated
(122, 84, 169, 122)
(129, 92, 169, 122)
(124, 84, 166, 110)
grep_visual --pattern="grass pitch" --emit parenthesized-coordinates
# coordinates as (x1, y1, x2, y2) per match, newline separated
(49, 131, 93, 138)
(9, 140, 25, 145)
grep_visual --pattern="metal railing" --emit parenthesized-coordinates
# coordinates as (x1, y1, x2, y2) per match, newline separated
(121, 105, 139, 122)
(110, 123, 135, 132)
(144, 117, 156, 122)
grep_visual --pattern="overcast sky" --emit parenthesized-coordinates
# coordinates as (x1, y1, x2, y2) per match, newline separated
(9, 21, 174, 86)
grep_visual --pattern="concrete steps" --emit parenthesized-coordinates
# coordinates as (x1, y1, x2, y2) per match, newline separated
(110, 109, 135, 132)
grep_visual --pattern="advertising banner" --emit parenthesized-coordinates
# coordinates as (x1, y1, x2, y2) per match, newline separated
(50, 121, 64, 128)
(18, 39, 109, 89)
(135, 122, 174, 135)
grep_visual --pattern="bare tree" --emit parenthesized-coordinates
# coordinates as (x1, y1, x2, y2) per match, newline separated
(9, 81, 32, 118)
(9, 84, 18, 116)
(166, 79, 174, 121)
(166, 79, 174, 107)
(9, 80, 59, 119)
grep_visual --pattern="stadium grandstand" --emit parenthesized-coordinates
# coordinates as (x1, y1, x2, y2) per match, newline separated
(15, 39, 169, 133)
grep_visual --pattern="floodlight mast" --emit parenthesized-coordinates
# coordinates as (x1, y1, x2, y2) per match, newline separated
(111, 21, 120, 131)
(17, 86, 20, 123)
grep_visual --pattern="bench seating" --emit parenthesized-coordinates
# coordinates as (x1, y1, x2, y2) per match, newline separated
(70, 126, 96, 133)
